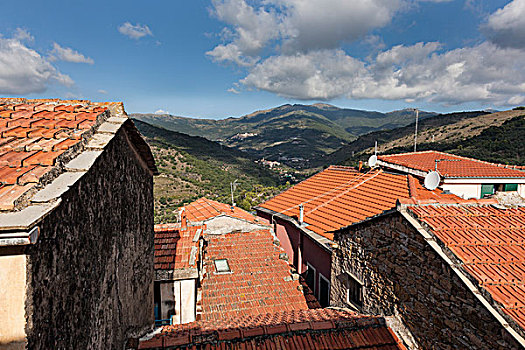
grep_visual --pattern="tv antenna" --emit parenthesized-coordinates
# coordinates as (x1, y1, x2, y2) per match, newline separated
(413, 108, 419, 152)
(368, 141, 378, 167)
(230, 179, 240, 207)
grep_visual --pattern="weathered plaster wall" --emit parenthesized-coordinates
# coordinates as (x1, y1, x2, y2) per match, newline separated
(331, 213, 522, 350)
(0, 247, 26, 350)
(24, 125, 154, 350)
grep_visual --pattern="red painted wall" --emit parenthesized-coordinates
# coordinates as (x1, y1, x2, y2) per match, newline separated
(256, 210, 332, 301)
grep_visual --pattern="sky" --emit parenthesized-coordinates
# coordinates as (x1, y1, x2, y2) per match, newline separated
(1, 0, 524, 118)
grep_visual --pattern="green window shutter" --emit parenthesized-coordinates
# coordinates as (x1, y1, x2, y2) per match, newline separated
(504, 183, 518, 191)
(481, 184, 494, 197)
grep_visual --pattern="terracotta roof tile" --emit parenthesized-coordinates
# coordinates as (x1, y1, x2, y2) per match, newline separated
(138, 309, 406, 349)
(408, 204, 525, 332)
(378, 151, 525, 178)
(200, 229, 310, 321)
(154, 223, 201, 270)
(0, 98, 110, 212)
(184, 197, 258, 223)
(260, 166, 410, 240)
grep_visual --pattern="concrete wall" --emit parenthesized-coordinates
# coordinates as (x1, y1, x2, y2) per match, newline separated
(204, 216, 268, 235)
(24, 125, 154, 350)
(331, 213, 522, 350)
(0, 247, 27, 350)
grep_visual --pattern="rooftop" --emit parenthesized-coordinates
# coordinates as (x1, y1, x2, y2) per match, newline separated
(201, 229, 310, 321)
(259, 166, 410, 240)
(377, 151, 525, 179)
(184, 197, 258, 224)
(138, 309, 406, 349)
(154, 224, 201, 271)
(0, 98, 156, 240)
(407, 204, 525, 333)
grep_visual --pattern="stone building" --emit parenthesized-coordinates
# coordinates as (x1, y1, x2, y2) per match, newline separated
(0, 98, 157, 349)
(331, 153, 525, 349)
(256, 165, 411, 307)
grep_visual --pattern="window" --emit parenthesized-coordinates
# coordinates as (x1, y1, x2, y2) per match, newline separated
(214, 259, 231, 273)
(345, 273, 363, 307)
(504, 184, 518, 192)
(319, 273, 330, 307)
(480, 184, 494, 197)
(305, 262, 316, 295)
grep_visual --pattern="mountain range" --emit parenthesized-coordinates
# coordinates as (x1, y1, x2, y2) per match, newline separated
(132, 104, 436, 166)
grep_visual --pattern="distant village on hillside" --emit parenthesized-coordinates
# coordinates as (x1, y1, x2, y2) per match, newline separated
(1, 98, 525, 350)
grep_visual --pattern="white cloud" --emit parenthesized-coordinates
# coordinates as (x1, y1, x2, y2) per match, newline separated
(98, 89, 108, 94)
(118, 22, 153, 40)
(13, 28, 34, 42)
(484, 0, 525, 49)
(49, 43, 94, 64)
(207, 0, 402, 65)
(242, 42, 525, 105)
(0, 32, 74, 94)
(154, 109, 168, 114)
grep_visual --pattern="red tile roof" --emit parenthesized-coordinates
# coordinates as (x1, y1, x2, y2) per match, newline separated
(154, 224, 202, 270)
(138, 309, 406, 349)
(0, 98, 108, 211)
(259, 166, 410, 240)
(408, 204, 525, 331)
(378, 151, 525, 178)
(201, 229, 310, 321)
(184, 197, 258, 223)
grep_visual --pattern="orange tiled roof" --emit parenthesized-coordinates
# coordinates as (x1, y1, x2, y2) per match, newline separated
(0, 98, 109, 211)
(138, 309, 406, 349)
(154, 224, 201, 270)
(201, 229, 310, 321)
(408, 204, 525, 331)
(378, 151, 525, 178)
(184, 197, 257, 223)
(259, 166, 410, 240)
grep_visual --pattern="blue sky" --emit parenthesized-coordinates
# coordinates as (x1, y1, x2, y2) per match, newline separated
(1, 0, 524, 118)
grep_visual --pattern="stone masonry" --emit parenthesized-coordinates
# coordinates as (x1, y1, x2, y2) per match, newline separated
(330, 212, 522, 350)
(23, 122, 154, 350)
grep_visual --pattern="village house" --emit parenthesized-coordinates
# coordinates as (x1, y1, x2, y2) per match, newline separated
(377, 150, 525, 199)
(0, 98, 157, 349)
(140, 197, 408, 349)
(152, 197, 316, 328)
(256, 165, 412, 307)
(330, 151, 525, 349)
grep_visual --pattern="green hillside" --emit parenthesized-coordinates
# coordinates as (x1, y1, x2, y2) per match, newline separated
(320, 110, 525, 167)
(133, 119, 291, 223)
(132, 104, 435, 166)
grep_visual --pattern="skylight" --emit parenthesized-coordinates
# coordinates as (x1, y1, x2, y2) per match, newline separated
(214, 259, 231, 273)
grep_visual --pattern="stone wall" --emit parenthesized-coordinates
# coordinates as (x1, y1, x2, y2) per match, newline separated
(25, 124, 154, 350)
(330, 213, 522, 350)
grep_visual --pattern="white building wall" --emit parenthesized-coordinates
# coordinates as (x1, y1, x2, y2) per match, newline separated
(160, 279, 196, 325)
(442, 183, 480, 199)
(519, 184, 525, 198)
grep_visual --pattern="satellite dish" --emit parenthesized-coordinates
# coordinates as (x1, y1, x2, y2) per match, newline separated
(368, 155, 378, 167)
(424, 171, 441, 190)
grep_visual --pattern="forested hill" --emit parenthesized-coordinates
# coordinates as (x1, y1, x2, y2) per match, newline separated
(133, 119, 286, 223)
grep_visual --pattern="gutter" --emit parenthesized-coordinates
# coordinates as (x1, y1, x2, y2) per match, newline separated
(399, 207, 525, 348)
(0, 226, 40, 246)
(255, 206, 334, 253)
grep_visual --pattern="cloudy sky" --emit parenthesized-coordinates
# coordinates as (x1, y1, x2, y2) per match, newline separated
(0, 0, 523, 117)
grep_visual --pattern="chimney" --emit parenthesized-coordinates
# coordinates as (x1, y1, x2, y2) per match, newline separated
(299, 204, 304, 225)
(358, 161, 363, 172)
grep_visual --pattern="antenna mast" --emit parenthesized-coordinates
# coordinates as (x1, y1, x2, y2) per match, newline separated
(413, 109, 419, 152)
